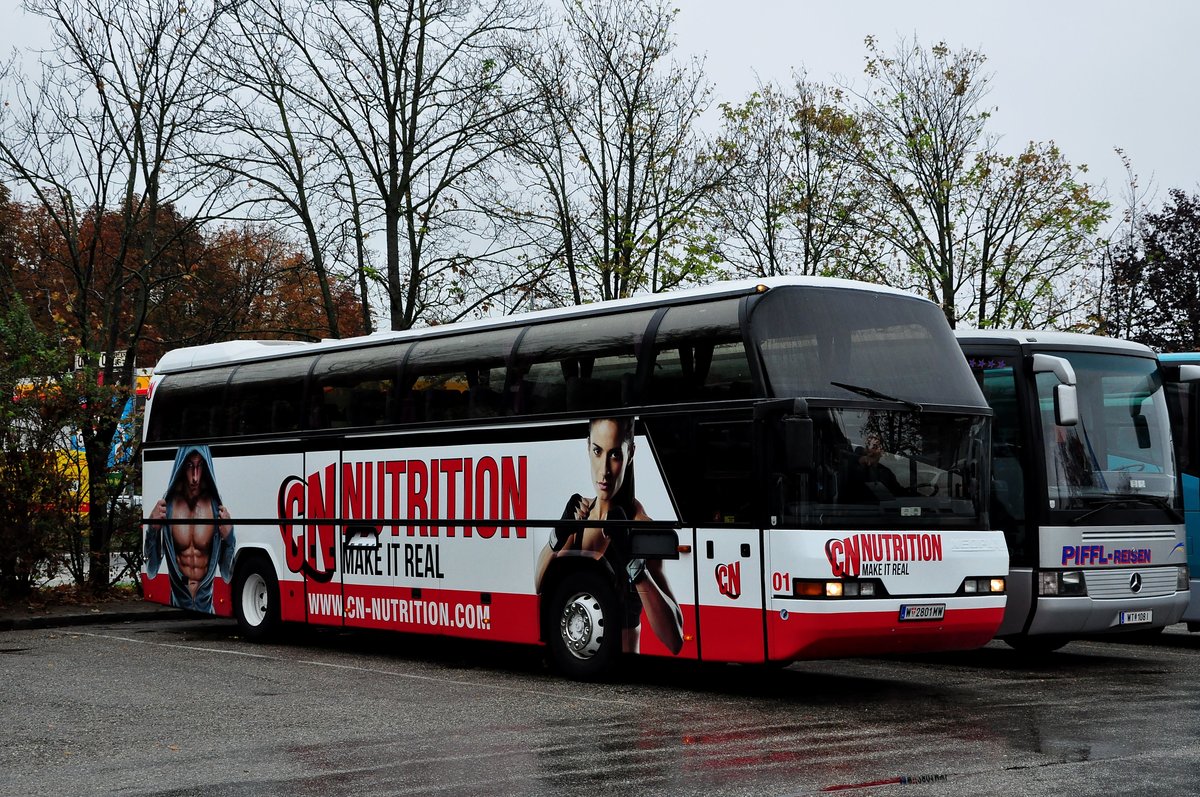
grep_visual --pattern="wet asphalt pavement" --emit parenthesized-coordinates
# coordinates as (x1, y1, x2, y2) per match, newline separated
(1, 617, 1197, 796)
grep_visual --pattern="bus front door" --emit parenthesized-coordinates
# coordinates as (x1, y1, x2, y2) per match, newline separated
(695, 528, 766, 662)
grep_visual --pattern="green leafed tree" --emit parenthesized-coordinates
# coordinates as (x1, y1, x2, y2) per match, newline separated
(709, 77, 876, 280)
(0, 296, 85, 597)
(839, 36, 1107, 328)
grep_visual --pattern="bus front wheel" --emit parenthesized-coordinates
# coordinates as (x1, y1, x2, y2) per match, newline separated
(234, 557, 280, 641)
(545, 571, 620, 680)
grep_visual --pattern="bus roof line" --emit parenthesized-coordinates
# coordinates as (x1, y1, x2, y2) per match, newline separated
(155, 277, 929, 375)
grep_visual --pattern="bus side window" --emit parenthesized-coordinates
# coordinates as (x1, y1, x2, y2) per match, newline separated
(227, 360, 306, 438)
(697, 419, 755, 523)
(401, 332, 518, 424)
(645, 300, 752, 404)
(307, 344, 404, 431)
(514, 310, 656, 414)
(977, 362, 1028, 561)
(466, 367, 506, 418)
(412, 372, 469, 422)
(510, 359, 568, 415)
(646, 340, 753, 404)
(148, 368, 230, 442)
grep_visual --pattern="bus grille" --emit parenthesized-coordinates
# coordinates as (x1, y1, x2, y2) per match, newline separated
(1080, 529, 1176, 542)
(1084, 568, 1177, 599)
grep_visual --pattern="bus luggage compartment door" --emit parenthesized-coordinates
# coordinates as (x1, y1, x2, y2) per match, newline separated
(695, 527, 766, 663)
(295, 450, 345, 627)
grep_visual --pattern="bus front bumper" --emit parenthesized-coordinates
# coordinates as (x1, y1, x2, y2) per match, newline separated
(765, 596, 1005, 662)
(1026, 592, 1187, 636)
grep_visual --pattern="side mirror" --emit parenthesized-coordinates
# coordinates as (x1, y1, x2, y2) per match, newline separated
(1133, 414, 1151, 449)
(1179, 364, 1200, 383)
(784, 416, 814, 472)
(1054, 383, 1079, 427)
(1033, 354, 1078, 427)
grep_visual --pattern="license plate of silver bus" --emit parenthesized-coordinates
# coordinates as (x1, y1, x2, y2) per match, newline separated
(1120, 610, 1153, 625)
(899, 603, 946, 621)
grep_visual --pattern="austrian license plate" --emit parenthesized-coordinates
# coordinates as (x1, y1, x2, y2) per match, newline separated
(1120, 610, 1153, 625)
(899, 603, 946, 622)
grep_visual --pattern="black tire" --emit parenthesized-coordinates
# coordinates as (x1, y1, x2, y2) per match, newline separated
(544, 570, 621, 680)
(1004, 633, 1069, 654)
(233, 556, 280, 641)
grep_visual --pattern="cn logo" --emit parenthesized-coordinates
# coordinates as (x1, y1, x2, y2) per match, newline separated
(716, 561, 742, 600)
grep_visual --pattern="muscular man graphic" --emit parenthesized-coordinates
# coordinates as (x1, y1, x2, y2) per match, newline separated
(145, 445, 235, 612)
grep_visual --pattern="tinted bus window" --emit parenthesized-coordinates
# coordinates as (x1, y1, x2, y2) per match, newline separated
(1036, 352, 1175, 511)
(147, 367, 231, 442)
(974, 360, 1029, 563)
(226, 358, 309, 436)
(1165, 379, 1196, 476)
(513, 310, 654, 413)
(400, 329, 519, 423)
(307, 344, 405, 430)
(751, 286, 983, 407)
(646, 300, 753, 403)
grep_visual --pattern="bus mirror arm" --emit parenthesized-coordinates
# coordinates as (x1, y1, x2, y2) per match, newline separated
(1032, 354, 1076, 386)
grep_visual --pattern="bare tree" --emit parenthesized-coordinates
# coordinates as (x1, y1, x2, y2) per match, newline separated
(1095, 149, 1156, 339)
(503, 0, 727, 304)
(243, 0, 537, 330)
(0, 0, 229, 589)
(210, 5, 358, 336)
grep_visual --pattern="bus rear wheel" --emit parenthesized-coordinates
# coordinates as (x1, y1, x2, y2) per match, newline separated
(545, 571, 620, 680)
(234, 557, 280, 641)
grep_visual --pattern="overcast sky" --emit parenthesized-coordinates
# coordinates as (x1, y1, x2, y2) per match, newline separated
(3, 1, 1197, 214)
(673, 0, 1200, 211)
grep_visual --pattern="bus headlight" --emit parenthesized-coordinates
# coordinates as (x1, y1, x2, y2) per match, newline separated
(960, 577, 1005, 594)
(1179, 565, 1190, 592)
(1039, 570, 1087, 596)
(792, 579, 882, 598)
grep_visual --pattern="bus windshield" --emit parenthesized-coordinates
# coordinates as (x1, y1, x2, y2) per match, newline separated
(1038, 352, 1177, 511)
(750, 286, 985, 408)
(772, 407, 988, 529)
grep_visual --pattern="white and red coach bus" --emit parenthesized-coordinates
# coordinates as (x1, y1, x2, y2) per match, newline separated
(141, 278, 1007, 678)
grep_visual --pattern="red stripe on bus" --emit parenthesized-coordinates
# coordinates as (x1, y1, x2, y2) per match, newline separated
(140, 573, 233, 618)
(766, 606, 1004, 661)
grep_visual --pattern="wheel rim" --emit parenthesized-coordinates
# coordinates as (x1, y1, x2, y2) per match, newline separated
(559, 591, 604, 660)
(241, 572, 269, 627)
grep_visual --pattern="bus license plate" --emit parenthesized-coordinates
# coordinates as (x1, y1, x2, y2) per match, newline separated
(899, 603, 945, 622)
(1120, 610, 1153, 625)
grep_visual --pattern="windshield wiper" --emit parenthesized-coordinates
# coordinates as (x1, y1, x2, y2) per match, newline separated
(1069, 495, 1183, 525)
(830, 381, 923, 412)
